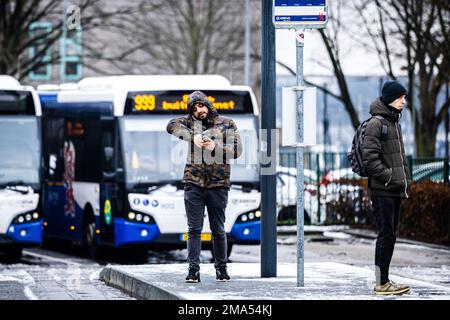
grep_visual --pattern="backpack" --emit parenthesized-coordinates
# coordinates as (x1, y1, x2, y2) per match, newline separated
(347, 115, 389, 177)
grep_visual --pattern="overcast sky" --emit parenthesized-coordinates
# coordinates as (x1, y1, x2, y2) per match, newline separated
(275, 28, 406, 77)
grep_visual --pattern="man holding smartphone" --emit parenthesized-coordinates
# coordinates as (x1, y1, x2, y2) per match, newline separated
(166, 91, 242, 283)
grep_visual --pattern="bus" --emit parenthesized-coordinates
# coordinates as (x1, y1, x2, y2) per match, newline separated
(0, 75, 43, 261)
(38, 75, 261, 259)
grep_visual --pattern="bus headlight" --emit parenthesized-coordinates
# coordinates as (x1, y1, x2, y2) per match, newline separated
(13, 211, 40, 224)
(236, 210, 261, 224)
(127, 211, 155, 225)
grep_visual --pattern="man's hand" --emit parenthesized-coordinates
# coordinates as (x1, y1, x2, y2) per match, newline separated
(203, 136, 215, 151)
(193, 134, 204, 148)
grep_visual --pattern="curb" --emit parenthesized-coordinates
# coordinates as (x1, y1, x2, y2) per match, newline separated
(342, 229, 450, 251)
(100, 266, 183, 300)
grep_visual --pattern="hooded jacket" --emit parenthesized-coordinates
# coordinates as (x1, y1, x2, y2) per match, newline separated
(166, 91, 242, 189)
(361, 98, 412, 198)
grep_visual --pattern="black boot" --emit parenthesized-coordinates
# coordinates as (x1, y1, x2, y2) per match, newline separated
(216, 266, 230, 281)
(185, 268, 200, 283)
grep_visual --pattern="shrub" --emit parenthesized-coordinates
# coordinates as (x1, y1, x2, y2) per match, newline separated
(399, 182, 450, 245)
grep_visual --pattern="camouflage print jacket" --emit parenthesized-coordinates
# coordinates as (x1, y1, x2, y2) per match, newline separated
(166, 91, 242, 189)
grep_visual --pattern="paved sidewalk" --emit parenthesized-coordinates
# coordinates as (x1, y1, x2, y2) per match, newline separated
(100, 262, 450, 300)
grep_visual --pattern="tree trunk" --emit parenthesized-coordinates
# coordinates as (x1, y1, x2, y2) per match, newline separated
(415, 120, 438, 157)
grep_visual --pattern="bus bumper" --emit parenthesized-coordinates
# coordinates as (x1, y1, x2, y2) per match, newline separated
(6, 220, 43, 245)
(114, 218, 160, 247)
(230, 220, 260, 243)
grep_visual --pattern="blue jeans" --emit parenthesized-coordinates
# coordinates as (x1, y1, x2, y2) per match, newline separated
(184, 183, 228, 271)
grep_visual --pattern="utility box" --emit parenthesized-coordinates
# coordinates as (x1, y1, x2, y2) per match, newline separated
(282, 86, 316, 146)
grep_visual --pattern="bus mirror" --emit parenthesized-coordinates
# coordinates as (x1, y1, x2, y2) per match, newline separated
(104, 147, 114, 162)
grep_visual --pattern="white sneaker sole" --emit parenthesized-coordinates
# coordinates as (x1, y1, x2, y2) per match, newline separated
(374, 287, 411, 295)
(185, 279, 200, 283)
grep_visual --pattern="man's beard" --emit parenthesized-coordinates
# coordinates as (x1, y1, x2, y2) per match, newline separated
(193, 112, 208, 120)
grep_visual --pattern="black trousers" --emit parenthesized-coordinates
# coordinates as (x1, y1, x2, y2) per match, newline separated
(184, 183, 228, 271)
(371, 195, 402, 286)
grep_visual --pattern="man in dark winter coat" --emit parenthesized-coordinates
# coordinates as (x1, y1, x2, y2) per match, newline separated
(362, 80, 412, 295)
(167, 90, 242, 283)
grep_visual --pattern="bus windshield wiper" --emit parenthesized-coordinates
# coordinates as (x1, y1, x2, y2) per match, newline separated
(131, 180, 183, 193)
(0, 180, 30, 194)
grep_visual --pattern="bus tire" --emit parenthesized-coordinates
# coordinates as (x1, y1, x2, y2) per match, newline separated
(83, 214, 103, 261)
(2, 245, 22, 263)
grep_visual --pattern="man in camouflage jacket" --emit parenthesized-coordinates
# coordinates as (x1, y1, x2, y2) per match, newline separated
(166, 90, 242, 282)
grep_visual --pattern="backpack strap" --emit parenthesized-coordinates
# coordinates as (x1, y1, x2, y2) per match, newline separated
(373, 115, 388, 141)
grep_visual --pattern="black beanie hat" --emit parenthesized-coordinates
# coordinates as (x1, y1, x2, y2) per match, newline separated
(381, 80, 407, 104)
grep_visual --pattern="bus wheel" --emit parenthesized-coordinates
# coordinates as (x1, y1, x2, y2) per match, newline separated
(84, 221, 103, 261)
(2, 246, 22, 263)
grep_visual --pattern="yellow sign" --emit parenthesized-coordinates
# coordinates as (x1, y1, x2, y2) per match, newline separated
(133, 94, 237, 111)
(133, 94, 156, 111)
(181, 233, 212, 242)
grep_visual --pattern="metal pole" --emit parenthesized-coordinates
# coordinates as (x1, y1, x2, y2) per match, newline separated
(260, 0, 277, 278)
(244, 0, 251, 86)
(296, 29, 305, 287)
(445, 82, 449, 161)
(61, 0, 68, 82)
(323, 83, 329, 150)
(445, 82, 449, 184)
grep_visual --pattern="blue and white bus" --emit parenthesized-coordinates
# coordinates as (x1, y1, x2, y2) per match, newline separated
(38, 75, 261, 259)
(0, 76, 43, 261)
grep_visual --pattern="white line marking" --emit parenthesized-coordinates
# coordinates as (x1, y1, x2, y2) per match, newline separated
(24, 286, 39, 300)
(23, 250, 81, 267)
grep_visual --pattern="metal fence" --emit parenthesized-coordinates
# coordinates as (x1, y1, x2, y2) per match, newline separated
(277, 148, 450, 225)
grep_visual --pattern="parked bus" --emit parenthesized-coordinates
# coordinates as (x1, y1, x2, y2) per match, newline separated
(0, 75, 43, 261)
(38, 75, 260, 259)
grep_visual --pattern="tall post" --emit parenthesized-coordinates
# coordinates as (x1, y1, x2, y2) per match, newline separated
(260, 0, 277, 278)
(445, 82, 449, 184)
(61, 0, 68, 82)
(244, 0, 251, 86)
(296, 30, 305, 287)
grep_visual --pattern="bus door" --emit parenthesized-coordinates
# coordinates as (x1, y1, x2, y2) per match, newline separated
(99, 116, 122, 244)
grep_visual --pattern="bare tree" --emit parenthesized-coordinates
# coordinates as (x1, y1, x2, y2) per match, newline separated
(0, 0, 139, 81)
(118, 0, 250, 83)
(353, 0, 450, 157)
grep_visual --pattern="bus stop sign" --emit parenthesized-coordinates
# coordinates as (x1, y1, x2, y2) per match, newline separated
(273, 0, 328, 29)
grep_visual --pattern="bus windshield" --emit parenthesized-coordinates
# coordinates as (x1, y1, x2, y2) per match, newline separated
(0, 116, 41, 186)
(120, 116, 259, 188)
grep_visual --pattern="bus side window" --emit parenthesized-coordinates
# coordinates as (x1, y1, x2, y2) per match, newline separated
(44, 117, 64, 181)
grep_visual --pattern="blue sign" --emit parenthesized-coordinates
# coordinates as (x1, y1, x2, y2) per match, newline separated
(273, 0, 328, 29)
(143, 199, 149, 206)
(275, 0, 326, 6)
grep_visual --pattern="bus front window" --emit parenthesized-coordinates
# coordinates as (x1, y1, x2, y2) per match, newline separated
(0, 116, 41, 186)
(120, 117, 187, 186)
